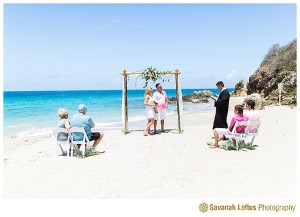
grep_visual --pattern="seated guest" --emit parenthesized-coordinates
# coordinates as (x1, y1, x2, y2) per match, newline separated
(208, 105, 248, 148)
(244, 99, 260, 120)
(57, 108, 71, 141)
(72, 104, 104, 149)
(244, 99, 260, 132)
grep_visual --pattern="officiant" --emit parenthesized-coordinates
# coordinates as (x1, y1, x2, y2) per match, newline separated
(212, 81, 230, 129)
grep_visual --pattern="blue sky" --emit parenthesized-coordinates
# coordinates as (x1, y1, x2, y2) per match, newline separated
(3, 3, 296, 90)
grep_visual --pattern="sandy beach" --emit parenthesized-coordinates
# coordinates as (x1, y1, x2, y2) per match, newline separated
(3, 97, 297, 199)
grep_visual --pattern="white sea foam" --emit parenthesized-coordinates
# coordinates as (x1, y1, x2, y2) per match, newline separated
(95, 121, 123, 127)
(8, 127, 53, 139)
(5, 102, 215, 139)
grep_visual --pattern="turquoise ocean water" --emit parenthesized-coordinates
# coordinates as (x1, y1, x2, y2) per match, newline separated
(3, 88, 233, 138)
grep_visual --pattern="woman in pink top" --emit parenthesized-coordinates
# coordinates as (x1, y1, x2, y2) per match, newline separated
(208, 105, 248, 148)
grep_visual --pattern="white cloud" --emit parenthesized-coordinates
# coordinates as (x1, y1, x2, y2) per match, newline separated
(225, 69, 237, 80)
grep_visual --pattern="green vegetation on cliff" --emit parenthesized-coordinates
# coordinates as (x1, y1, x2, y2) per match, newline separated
(246, 39, 297, 106)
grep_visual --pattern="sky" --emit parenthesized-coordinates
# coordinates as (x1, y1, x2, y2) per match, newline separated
(3, 3, 297, 90)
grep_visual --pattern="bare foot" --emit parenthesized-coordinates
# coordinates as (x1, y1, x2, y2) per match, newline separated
(207, 141, 219, 148)
(209, 145, 219, 149)
(207, 141, 214, 146)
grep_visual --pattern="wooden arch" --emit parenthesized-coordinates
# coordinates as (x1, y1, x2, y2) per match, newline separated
(122, 69, 182, 133)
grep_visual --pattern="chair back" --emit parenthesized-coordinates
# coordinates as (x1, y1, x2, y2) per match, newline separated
(245, 119, 260, 135)
(52, 128, 70, 143)
(69, 127, 90, 143)
(232, 121, 248, 134)
(52, 128, 71, 157)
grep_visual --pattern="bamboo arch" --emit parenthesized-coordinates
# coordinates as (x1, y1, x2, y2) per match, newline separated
(122, 69, 182, 134)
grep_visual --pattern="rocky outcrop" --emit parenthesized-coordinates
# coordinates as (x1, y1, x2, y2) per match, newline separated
(234, 39, 297, 106)
(168, 90, 216, 103)
(231, 80, 248, 97)
(247, 67, 296, 106)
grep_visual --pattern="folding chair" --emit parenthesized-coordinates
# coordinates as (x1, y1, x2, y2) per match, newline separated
(70, 127, 92, 158)
(226, 120, 261, 151)
(52, 128, 72, 157)
(245, 119, 261, 145)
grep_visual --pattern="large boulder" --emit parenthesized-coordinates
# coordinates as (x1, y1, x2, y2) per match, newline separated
(231, 80, 248, 97)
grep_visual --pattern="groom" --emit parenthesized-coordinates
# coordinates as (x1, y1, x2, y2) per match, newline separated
(153, 83, 168, 133)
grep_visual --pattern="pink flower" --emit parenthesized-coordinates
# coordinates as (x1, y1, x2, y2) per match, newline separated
(150, 73, 154, 78)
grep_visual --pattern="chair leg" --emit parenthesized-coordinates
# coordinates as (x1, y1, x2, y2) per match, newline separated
(55, 144, 57, 156)
(66, 144, 69, 157)
(81, 144, 85, 158)
(72, 143, 79, 156)
(58, 144, 64, 155)
(250, 136, 256, 145)
(70, 143, 73, 157)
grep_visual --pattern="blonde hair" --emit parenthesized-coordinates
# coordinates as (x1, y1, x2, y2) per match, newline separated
(144, 86, 152, 96)
(58, 108, 69, 119)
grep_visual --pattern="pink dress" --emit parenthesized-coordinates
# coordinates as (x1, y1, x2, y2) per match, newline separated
(230, 114, 248, 133)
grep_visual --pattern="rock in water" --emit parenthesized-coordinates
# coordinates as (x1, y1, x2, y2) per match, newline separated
(168, 90, 216, 103)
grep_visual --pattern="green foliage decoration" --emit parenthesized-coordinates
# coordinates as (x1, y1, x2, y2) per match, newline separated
(138, 67, 169, 88)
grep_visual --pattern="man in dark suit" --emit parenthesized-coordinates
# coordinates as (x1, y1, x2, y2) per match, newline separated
(212, 81, 230, 129)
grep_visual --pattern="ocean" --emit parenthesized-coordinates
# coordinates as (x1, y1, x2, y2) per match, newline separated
(3, 88, 234, 138)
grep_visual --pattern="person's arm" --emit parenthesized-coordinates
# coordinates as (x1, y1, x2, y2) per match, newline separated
(228, 117, 236, 131)
(215, 90, 229, 107)
(88, 117, 95, 128)
(65, 120, 71, 130)
(164, 91, 169, 107)
(210, 96, 218, 101)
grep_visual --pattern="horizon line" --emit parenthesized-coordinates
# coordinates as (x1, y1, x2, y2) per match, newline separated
(3, 87, 235, 92)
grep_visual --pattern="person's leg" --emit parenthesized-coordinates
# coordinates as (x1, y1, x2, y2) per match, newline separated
(145, 118, 154, 135)
(218, 135, 225, 142)
(213, 129, 219, 147)
(147, 119, 151, 132)
(154, 111, 159, 133)
(159, 109, 166, 132)
(161, 120, 165, 132)
(92, 132, 104, 148)
(208, 129, 221, 148)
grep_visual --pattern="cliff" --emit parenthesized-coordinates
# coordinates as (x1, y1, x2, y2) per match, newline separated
(233, 39, 297, 106)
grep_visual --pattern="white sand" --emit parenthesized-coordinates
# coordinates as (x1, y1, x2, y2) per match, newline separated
(3, 97, 297, 199)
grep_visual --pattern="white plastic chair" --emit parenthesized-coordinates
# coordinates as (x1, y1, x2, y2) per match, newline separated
(70, 127, 92, 158)
(245, 119, 261, 144)
(226, 119, 261, 151)
(52, 128, 72, 157)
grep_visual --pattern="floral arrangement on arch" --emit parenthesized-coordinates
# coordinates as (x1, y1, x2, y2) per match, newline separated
(138, 67, 169, 88)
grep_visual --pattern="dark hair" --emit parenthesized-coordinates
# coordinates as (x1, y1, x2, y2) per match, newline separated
(216, 81, 224, 87)
(234, 104, 244, 115)
(156, 83, 161, 88)
(246, 99, 255, 109)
